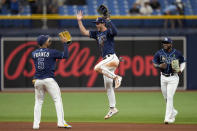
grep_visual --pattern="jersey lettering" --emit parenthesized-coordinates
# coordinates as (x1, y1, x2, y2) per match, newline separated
(97, 34, 106, 47)
(153, 49, 185, 74)
(38, 58, 45, 70)
(160, 55, 176, 64)
(34, 52, 49, 58)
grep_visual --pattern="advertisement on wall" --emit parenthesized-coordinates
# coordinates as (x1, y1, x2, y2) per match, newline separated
(1, 37, 186, 89)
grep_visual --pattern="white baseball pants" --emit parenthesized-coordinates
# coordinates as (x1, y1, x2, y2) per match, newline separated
(160, 74, 179, 121)
(33, 78, 66, 127)
(95, 54, 119, 108)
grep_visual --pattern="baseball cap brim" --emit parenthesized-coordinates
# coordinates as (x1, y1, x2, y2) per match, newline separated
(162, 41, 172, 44)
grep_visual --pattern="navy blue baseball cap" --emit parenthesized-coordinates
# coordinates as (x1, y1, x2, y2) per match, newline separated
(37, 35, 50, 46)
(92, 17, 106, 23)
(162, 37, 173, 44)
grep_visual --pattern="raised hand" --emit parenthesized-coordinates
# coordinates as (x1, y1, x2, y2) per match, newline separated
(159, 63, 167, 69)
(76, 10, 83, 21)
(59, 31, 72, 44)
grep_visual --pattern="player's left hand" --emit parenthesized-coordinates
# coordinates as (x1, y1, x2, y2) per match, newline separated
(59, 31, 72, 44)
(171, 59, 180, 73)
(97, 4, 110, 19)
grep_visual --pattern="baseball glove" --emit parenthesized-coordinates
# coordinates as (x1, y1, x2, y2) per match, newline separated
(97, 4, 110, 19)
(59, 31, 72, 44)
(171, 59, 180, 73)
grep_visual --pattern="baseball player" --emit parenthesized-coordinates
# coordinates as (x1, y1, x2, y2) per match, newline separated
(76, 10, 122, 119)
(153, 37, 186, 124)
(32, 32, 72, 129)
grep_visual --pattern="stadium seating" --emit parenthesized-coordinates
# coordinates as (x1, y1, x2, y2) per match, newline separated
(0, 0, 196, 28)
(58, 0, 196, 16)
(57, 0, 197, 28)
(0, 5, 31, 27)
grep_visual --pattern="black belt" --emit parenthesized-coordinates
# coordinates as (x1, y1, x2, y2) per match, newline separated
(103, 54, 114, 60)
(162, 73, 174, 77)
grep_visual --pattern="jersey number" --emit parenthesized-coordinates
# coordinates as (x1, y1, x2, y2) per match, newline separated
(38, 58, 45, 70)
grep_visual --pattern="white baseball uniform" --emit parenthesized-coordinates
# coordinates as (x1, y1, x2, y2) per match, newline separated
(34, 78, 66, 127)
(95, 54, 119, 107)
(153, 47, 186, 123)
(32, 41, 70, 129)
(88, 18, 121, 119)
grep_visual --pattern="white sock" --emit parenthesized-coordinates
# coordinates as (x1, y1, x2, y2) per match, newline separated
(104, 75, 116, 107)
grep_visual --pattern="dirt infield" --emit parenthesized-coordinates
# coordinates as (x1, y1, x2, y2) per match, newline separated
(0, 122, 197, 131)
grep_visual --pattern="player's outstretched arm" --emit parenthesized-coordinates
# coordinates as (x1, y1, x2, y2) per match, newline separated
(105, 19, 118, 36)
(153, 63, 167, 69)
(57, 31, 71, 59)
(77, 10, 90, 36)
(61, 43, 69, 59)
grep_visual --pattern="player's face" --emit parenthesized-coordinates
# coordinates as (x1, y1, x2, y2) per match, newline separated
(96, 23, 105, 31)
(96, 22, 102, 31)
(46, 38, 52, 47)
(163, 43, 172, 51)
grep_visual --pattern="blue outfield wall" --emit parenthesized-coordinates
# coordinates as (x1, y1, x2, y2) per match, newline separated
(187, 34, 197, 90)
(0, 19, 197, 28)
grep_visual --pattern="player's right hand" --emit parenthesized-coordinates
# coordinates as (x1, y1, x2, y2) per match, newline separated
(32, 79, 37, 85)
(159, 63, 167, 69)
(76, 10, 83, 21)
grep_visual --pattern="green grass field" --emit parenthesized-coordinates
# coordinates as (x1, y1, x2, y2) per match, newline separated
(0, 92, 197, 124)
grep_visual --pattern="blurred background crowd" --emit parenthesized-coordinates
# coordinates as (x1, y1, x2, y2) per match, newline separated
(0, 0, 86, 14)
(0, 0, 186, 15)
(0, 0, 196, 31)
(129, 0, 184, 16)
